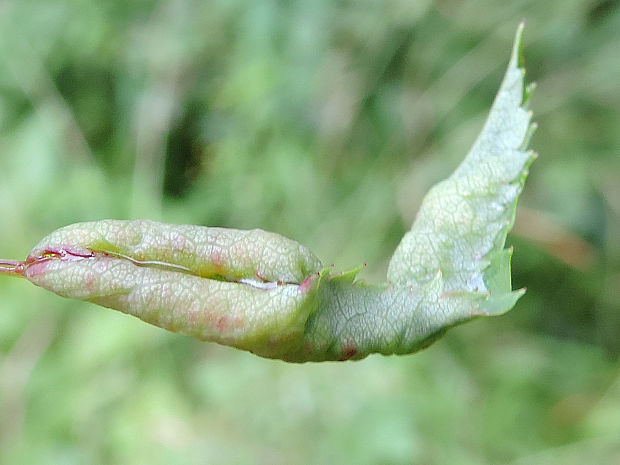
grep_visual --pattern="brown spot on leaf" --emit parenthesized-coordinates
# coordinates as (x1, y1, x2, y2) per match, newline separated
(339, 340, 358, 361)
(216, 316, 229, 332)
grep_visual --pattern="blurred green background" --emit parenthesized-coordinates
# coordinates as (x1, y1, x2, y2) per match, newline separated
(1, 1, 619, 464)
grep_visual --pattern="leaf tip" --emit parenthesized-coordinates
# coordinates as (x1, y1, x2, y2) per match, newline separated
(511, 21, 526, 64)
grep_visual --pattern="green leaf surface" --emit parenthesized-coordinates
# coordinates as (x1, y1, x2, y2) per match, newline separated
(0, 25, 535, 362)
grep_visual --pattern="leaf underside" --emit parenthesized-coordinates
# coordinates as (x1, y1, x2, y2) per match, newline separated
(388, 22, 535, 317)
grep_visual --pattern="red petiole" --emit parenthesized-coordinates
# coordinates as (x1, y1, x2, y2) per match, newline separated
(0, 249, 96, 277)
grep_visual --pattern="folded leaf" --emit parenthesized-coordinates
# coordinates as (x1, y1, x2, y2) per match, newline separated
(0, 24, 535, 362)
